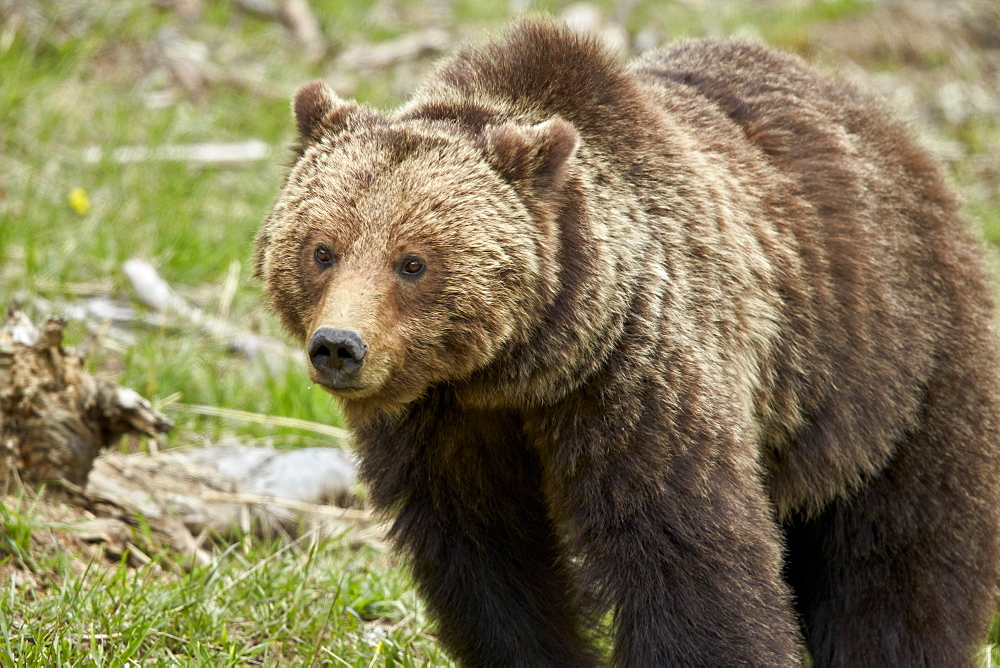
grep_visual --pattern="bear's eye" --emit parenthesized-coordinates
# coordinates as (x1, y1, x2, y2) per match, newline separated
(314, 246, 334, 266)
(400, 258, 425, 277)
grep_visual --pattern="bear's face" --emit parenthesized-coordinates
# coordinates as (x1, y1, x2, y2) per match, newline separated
(256, 82, 579, 409)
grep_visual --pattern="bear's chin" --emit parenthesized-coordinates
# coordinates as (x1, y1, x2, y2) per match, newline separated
(312, 376, 428, 419)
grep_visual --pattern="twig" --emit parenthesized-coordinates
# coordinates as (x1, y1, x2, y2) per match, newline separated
(83, 141, 270, 165)
(233, 0, 281, 21)
(200, 490, 372, 522)
(338, 29, 450, 70)
(282, 0, 326, 62)
(216, 529, 316, 596)
(233, 0, 326, 61)
(124, 541, 153, 567)
(122, 258, 300, 367)
(175, 404, 349, 440)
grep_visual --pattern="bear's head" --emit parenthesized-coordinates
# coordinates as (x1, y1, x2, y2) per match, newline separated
(255, 81, 580, 412)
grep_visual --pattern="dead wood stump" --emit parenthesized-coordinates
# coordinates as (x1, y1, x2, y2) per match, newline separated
(0, 306, 173, 490)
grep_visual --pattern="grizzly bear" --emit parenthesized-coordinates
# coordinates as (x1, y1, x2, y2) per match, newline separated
(254, 18, 1000, 667)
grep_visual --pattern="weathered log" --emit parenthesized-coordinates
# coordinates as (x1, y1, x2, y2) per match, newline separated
(85, 445, 377, 543)
(0, 306, 173, 490)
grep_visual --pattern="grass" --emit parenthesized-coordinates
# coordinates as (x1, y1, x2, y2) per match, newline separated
(0, 492, 444, 665)
(1, 0, 999, 665)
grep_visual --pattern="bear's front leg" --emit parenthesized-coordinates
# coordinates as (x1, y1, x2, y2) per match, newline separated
(529, 402, 803, 667)
(353, 390, 598, 667)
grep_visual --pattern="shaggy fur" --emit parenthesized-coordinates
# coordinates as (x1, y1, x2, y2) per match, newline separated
(255, 19, 1000, 667)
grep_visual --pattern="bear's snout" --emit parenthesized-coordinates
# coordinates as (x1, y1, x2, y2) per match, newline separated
(308, 327, 368, 389)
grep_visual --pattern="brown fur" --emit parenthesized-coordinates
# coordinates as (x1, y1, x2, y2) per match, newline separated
(255, 19, 1000, 666)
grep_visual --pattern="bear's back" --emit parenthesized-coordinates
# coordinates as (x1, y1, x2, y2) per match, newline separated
(635, 40, 997, 514)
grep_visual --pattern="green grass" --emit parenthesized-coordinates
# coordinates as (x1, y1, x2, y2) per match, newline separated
(1, 0, 999, 665)
(0, 494, 445, 665)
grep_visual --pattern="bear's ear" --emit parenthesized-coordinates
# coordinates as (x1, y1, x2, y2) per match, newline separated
(292, 80, 361, 144)
(479, 117, 580, 198)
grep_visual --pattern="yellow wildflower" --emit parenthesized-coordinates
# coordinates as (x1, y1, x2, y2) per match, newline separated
(68, 187, 90, 215)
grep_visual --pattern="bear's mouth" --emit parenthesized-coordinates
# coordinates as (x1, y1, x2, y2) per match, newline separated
(309, 372, 371, 395)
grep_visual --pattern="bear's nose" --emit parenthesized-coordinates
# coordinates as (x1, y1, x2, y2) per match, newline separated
(308, 328, 368, 383)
